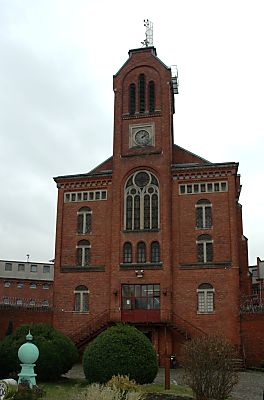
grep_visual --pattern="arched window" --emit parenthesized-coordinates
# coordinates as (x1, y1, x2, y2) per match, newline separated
(74, 285, 89, 312)
(148, 80, 155, 113)
(129, 83, 136, 115)
(139, 74, 145, 113)
(124, 171, 159, 231)
(137, 242, 146, 263)
(123, 242, 132, 263)
(197, 234, 213, 263)
(197, 283, 214, 313)
(151, 241, 160, 263)
(77, 207, 92, 234)
(196, 199, 212, 229)
(76, 240, 91, 266)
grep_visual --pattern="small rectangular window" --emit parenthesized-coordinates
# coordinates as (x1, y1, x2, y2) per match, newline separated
(65, 193, 70, 202)
(193, 184, 199, 193)
(201, 184, 206, 192)
(42, 300, 49, 307)
(221, 182, 227, 191)
(187, 185, 192, 193)
(17, 282, 24, 288)
(95, 191, 100, 200)
(16, 299, 23, 306)
(89, 192, 94, 201)
(71, 193, 76, 201)
(101, 191, 107, 200)
(43, 265, 50, 273)
(77, 192, 82, 201)
(4, 281, 11, 288)
(3, 298, 10, 305)
(43, 283, 49, 290)
(30, 283, 37, 289)
(5, 263, 12, 271)
(180, 185, 185, 194)
(18, 263, 25, 271)
(30, 265, 37, 272)
(207, 183, 213, 192)
(83, 192, 88, 201)
(214, 183, 220, 192)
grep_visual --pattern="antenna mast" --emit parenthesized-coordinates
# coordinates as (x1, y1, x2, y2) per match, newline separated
(141, 19, 153, 47)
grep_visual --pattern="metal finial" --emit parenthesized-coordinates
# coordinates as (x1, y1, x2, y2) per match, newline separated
(141, 19, 153, 47)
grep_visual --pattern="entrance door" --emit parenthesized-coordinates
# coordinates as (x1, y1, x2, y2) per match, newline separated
(121, 284, 160, 322)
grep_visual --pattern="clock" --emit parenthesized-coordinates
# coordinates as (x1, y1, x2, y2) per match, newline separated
(135, 129, 151, 146)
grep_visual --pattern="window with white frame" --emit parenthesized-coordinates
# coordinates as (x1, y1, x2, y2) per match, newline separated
(18, 263, 25, 271)
(16, 298, 23, 306)
(76, 240, 91, 266)
(123, 242, 132, 263)
(30, 264, 37, 272)
(4, 281, 11, 288)
(151, 241, 160, 263)
(197, 234, 213, 263)
(77, 207, 92, 234)
(5, 263, 12, 271)
(43, 265, 50, 273)
(74, 285, 89, 312)
(17, 282, 24, 288)
(137, 241, 146, 263)
(197, 283, 214, 313)
(30, 283, 37, 289)
(196, 199, 212, 229)
(124, 171, 159, 231)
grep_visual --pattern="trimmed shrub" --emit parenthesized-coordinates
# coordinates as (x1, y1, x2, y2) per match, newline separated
(182, 335, 239, 400)
(83, 324, 158, 384)
(0, 323, 78, 381)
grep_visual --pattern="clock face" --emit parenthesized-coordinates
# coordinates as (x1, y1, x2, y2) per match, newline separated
(135, 129, 151, 146)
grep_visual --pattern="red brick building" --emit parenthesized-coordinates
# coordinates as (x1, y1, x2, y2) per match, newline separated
(53, 46, 253, 363)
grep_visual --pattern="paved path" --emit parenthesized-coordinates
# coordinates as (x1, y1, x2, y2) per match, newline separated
(65, 365, 264, 400)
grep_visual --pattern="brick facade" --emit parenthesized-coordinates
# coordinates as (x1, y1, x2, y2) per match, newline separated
(52, 46, 261, 365)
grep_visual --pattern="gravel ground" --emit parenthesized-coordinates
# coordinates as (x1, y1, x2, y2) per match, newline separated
(64, 365, 264, 400)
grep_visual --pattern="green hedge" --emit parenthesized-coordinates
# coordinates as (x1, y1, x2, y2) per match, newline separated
(83, 324, 158, 384)
(0, 323, 78, 381)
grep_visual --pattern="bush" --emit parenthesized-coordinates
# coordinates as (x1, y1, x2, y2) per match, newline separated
(14, 383, 45, 400)
(72, 384, 142, 400)
(182, 336, 239, 400)
(83, 324, 158, 384)
(106, 375, 139, 393)
(0, 323, 78, 381)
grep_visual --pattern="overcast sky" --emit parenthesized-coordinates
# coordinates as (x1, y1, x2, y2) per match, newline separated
(0, 0, 263, 265)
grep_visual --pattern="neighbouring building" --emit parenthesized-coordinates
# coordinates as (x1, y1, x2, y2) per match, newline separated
(0, 259, 54, 337)
(52, 40, 260, 365)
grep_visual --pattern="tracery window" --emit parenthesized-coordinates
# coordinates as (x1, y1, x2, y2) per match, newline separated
(74, 285, 89, 312)
(76, 240, 91, 266)
(197, 234, 213, 263)
(124, 170, 159, 231)
(197, 283, 214, 313)
(151, 241, 160, 263)
(123, 242, 132, 263)
(77, 207, 92, 234)
(196, 199, 212, 229)
(137, 242, 146, 263)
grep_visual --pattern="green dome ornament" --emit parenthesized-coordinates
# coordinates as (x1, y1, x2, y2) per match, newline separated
(18, 331, 39, 388)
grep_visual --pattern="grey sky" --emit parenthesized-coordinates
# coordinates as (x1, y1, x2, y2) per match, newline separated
(0, 0, 263, 265)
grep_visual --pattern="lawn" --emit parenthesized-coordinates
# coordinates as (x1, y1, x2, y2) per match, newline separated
(40, 378, 194, 400)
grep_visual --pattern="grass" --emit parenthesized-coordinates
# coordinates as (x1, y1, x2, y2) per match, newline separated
(39, 379, 193, 400)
